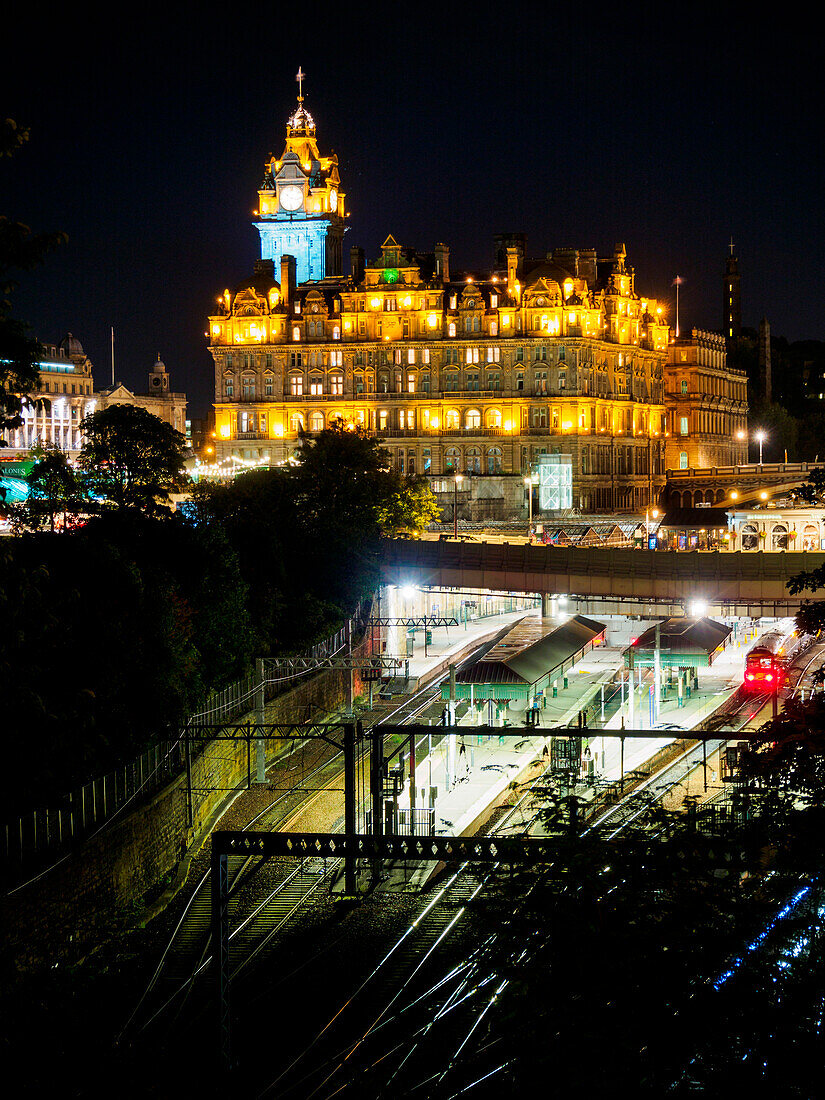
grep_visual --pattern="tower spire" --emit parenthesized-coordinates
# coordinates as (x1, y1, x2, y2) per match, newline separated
(296, 66, 305, 104)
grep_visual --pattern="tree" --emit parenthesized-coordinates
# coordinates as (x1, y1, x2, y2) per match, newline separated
(377, 474, 440, 534)
(0, 120, 66, 442)
(78, 403, 189, 515)
(14, 446, 83, 532)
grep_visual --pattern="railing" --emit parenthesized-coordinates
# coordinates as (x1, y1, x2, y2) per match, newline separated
(1, 605, 370, 887)
(666, 462, 815, 481)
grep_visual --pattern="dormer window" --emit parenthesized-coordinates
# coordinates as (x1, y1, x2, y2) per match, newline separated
(294, 301, 301, 315)
(490, 293, 498, 308)
(449, 295, 457, 309)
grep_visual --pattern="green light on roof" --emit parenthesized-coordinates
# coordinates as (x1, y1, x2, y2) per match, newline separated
(383, 268, 399, 284)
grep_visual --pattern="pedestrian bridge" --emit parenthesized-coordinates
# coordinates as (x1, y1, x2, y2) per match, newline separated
(380, 538, 825, 617)
(665, 462, 816, 508)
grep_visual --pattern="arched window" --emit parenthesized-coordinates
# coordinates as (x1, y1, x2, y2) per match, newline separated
(445, 409, 460, 430)
(448, 322, 456, 337)
(289, 413, 304, 433)
(309, 411, 324, 432)
(466, 409, 481, 429)
(332, 326, 340, 340)
(485, 408, 502, 428)
(490, 320, 498, 336)
(292, 325, 300, 341)
(741, 523, 758, 551)
(465, 447, 481, 474)
(679, 451, 688, 470)
(803, 524, 819, 551)
(772, 524, 788, 551)
(445, 446, 461, 471)
(486, 447, 502, 473)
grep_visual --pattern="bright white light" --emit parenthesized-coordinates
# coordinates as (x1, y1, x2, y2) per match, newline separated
(401, 586, 417, 600)
(689, 599, 708, 617)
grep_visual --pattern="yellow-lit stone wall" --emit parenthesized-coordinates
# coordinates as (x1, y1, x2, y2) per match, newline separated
(208, 238, 670, 512)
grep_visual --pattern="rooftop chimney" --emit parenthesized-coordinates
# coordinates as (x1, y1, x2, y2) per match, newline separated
(350, 245, 365, 284)
(280, 254, 296, 308)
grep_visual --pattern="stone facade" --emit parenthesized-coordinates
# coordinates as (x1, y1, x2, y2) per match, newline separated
(665, 328, 748, 471)
(96, 357, 186, 435)
(209, 97, 672, 514)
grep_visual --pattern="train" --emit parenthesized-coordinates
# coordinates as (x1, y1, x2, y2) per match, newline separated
(743, 622, 811, 694)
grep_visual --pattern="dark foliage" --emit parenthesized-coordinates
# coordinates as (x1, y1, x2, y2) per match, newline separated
(0, 511, 253, 811)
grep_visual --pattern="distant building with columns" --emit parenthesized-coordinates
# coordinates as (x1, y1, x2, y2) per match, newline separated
(0, 336, 188, 458)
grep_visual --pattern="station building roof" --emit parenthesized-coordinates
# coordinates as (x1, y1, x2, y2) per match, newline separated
(658, 508, 730, 530)
(443, 614, 606, 701)
(625, 616, 731, 668)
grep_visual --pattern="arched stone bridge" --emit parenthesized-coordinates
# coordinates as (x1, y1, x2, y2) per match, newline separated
(381, 537, 825, 618)
(664, 462, 817, 508)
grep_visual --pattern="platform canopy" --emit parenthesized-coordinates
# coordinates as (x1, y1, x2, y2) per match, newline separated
(442, 614, 606, 702)
(625, 616, 731, 669)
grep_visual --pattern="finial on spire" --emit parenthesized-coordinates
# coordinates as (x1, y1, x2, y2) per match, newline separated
(729, 236, 735, 256)
(296, 66, 305, 103)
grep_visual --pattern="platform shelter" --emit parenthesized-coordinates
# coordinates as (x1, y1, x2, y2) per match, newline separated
(626, 616, 731, 670)
(441, 613, 606, 723)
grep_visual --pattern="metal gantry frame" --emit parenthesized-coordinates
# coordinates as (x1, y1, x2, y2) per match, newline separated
(370, 616, 459, 656)
(208, 719, 741, 1071)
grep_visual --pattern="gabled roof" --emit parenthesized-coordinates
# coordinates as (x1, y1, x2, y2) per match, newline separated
(456, 614, 605, 687)
(632, 617, 731, 655)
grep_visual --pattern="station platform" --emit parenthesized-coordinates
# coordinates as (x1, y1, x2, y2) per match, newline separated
(372, 619, 753, 894)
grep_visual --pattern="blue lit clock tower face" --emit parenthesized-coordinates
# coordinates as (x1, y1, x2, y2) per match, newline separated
(254, 76, 345, 283)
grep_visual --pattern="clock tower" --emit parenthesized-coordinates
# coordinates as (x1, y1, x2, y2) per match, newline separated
(254, 70, 346, 283)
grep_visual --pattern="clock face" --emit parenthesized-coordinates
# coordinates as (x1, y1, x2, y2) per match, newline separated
(329, 188, 338, 212)
(279, 185, 304, 212)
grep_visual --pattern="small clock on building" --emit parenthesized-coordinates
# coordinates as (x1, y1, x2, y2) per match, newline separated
(279, 185, 304, 211)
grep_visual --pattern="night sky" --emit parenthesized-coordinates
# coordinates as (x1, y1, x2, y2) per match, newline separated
(4, 9, 821, 419)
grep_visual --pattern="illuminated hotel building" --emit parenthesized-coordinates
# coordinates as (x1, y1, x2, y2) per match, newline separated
(209, 93, 672, 513)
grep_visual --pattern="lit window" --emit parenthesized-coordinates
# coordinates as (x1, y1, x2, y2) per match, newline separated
(680, 416, 689, 435)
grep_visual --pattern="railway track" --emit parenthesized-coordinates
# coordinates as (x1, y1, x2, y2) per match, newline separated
(269, 649, 825, 1097)
(121, 622, 518, 1042)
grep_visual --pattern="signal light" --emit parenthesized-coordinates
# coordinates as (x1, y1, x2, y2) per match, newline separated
(766, 674, 774, 682)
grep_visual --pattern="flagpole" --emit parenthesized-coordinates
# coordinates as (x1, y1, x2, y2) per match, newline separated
(672, 276, 683, 339)
(111, 326, 115, 386)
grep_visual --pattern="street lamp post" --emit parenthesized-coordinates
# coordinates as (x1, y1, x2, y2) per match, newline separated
(645, 507, 659, 548)
(756, 430, 765, 466)
(453, 473, 464, 538)
(524, 471, 538, 541)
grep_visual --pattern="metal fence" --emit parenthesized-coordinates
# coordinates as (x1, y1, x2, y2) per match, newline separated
(1, 606, 369, 887)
